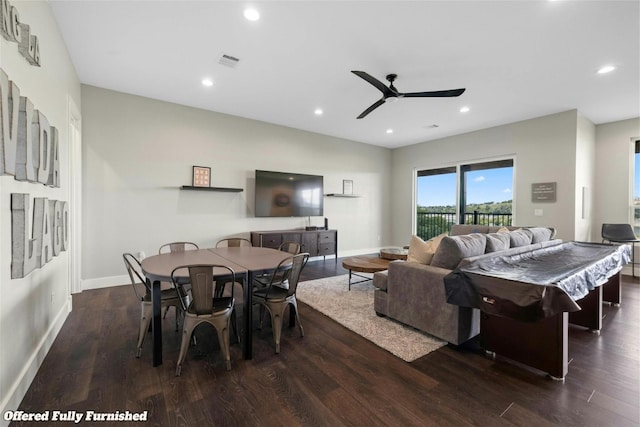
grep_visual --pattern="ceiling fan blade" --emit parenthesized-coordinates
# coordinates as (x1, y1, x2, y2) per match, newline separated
(351, 71, 394, 96)
(401, 88, 466, 98)
(357, 98, 386, 119)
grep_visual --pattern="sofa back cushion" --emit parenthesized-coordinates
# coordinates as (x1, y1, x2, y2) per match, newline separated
(509, 229, 533, 247)
(407, 233, 447, 264)
(450, 224, 490, 235)
(431, 233, 487, 270)
(528, 227, 553, 243)
(485, 232, 511, 253)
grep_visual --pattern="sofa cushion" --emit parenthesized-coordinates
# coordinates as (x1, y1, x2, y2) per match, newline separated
(373, 270, 388, 291)
(509, 229, 533, 247)
(407, 233, 447, 264)
(528, 227, 552, 243)
(485, 232, 511, 253)
(450, 224, 490, 236)
(431, 233, 487, 270)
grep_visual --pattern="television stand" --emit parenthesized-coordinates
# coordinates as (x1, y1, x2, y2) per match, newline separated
(250, 229, 337, 261)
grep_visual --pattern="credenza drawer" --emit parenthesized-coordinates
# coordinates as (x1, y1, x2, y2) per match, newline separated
(319, 231, 335, 242)
(318, 243, 335, 255)
(260, 233, 282, 249)
(251, 229, 337, 258)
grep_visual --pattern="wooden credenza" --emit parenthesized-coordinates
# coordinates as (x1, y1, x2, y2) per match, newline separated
(250, 229, 337, 259)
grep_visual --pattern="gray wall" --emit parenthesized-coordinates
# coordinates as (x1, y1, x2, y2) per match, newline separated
(0, 1, 81, 422)
(81, 85, 392, 285)
(390, 110, 581, 245)
(594, 117, 640, 231)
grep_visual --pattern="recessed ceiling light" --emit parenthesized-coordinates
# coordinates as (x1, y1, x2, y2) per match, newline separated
(314, 108, 323, 116)
(597, 65, 616, 74)
(460, 106, 470, 113)
(386, 129, 393, 134)
(244, 8, 260, 21)
(202, 78, 213, 87)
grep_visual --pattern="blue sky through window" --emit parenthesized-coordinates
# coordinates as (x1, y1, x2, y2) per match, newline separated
(417, 167, 513, 207)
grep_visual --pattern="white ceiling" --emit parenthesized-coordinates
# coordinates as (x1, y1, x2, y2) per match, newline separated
(49, 0, 640, 149)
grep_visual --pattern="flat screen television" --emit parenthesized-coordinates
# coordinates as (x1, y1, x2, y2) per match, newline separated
(255, 170, 324, 217)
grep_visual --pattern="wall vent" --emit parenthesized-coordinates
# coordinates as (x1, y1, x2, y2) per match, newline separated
(219, 54, 240, 68)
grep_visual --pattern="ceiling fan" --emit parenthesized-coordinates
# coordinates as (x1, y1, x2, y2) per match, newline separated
(351, 70, 466, 119)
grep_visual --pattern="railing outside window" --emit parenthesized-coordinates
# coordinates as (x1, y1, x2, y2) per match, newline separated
(416, 211, 513, 241)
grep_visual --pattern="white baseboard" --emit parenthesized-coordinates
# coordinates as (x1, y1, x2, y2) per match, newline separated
(82, 274, 129, 291)
(0, 298, 71, 427)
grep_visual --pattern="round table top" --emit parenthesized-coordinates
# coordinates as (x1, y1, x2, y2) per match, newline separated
(342, 255, 391, 273)
(379, 247, 409, 260)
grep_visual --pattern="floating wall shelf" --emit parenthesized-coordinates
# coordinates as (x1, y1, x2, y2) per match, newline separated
(181, 186, 243, 193)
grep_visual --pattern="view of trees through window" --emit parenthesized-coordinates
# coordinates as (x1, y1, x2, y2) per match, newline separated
(416, 160, 514, 240)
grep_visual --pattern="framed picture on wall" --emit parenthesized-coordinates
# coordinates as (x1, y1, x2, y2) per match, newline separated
(192, 166, 211, 188)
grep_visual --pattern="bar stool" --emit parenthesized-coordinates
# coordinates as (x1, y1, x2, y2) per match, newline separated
(602, 223, 640, 277)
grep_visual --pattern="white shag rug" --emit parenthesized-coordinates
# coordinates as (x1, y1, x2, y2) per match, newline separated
(296, 274, 446, 362)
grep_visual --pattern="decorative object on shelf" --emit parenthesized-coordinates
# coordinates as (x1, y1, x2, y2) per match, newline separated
(192, 166, 211, 188)
(343, 179, 353, 195)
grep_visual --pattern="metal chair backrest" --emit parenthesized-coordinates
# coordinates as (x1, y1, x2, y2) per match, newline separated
(123, 253, 150, 301)
(602, 224, 638, 243)
(171, 264, 235, 315)
(266, 253, 309, 298)
(159, 241, 199, 254)
(216, 238, 252, 248)
(278, 241, 301, 255)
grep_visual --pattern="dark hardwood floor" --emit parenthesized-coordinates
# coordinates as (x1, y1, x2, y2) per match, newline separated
(13, 258, 640, 426)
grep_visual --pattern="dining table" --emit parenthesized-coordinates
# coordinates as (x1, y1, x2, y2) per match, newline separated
(141, 246, 293, 366)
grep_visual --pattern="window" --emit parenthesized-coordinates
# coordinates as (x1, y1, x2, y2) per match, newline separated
(416, 167, 457, 239)
(460, 159, 513, 226)
(416, 159, 514, 240)
(633, 140, 640, 234)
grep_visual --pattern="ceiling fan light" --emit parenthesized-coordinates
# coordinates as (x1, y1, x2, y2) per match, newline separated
(385, 96, 398, 103)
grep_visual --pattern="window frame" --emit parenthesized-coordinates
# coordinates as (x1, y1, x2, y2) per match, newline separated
(414, 156, 515, 238)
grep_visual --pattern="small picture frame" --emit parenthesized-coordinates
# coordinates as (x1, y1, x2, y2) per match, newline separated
(343, 179, 353, 195)
(192, 166, 211, 187)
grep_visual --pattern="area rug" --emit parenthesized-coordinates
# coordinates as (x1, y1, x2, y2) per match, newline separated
(296, 275, 446, 362)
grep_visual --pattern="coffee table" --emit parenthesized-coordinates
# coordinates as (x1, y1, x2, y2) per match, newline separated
(342, 255, 391, 290)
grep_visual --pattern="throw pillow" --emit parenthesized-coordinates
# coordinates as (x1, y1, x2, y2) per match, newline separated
(528, 227, 552, 243)
(407, 233, 447, 264)
(431, 233, 487, 270)
(485, 232, 510, 253)
(509, 229, 533, 247)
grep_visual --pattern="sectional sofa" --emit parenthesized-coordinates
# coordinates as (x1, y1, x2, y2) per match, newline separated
(372, 225, 560, 345)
